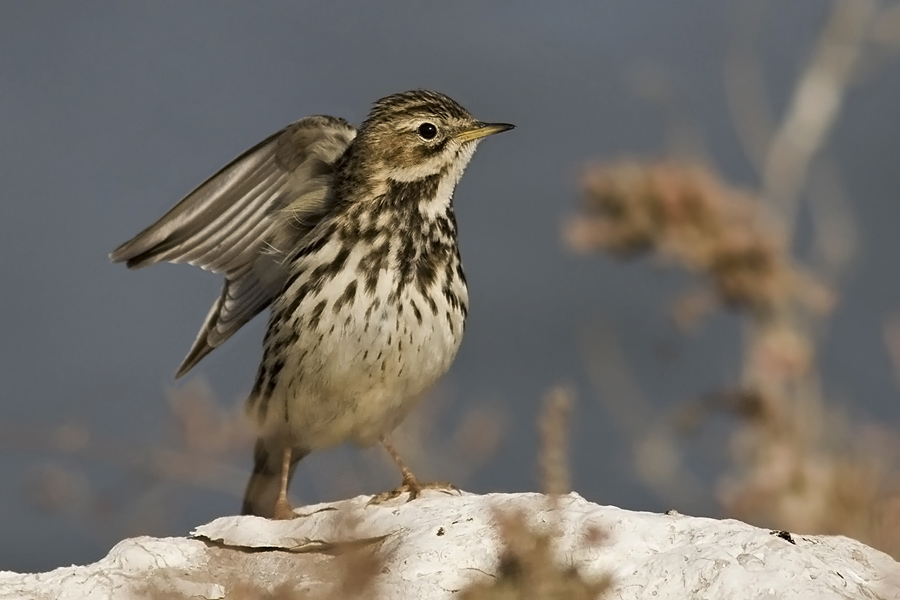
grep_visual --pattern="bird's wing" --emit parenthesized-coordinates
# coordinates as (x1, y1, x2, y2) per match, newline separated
(111, 115, 356, 377)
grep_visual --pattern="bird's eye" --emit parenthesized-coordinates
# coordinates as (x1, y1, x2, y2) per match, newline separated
(417, 122, 438, 140)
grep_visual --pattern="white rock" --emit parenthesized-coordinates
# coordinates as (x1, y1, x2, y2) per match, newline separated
(0, 492, 897, 599)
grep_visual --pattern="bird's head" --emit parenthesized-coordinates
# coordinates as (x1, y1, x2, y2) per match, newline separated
(353, 90, 514, 184)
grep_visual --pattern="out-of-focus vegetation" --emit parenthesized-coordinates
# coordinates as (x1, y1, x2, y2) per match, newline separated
(567, 0, 900, 559)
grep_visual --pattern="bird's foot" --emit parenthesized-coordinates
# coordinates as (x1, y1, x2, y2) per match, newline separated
(368, 475, 459, 505)
(272, 496, 300, 520)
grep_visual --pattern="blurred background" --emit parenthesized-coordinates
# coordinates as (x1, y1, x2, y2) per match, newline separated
(2, 0, 900, 572)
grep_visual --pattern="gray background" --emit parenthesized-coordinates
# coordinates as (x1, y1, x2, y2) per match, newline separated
(2, 1, 899, 571)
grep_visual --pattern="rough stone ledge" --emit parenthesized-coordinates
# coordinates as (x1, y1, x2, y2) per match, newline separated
(0, 492, 897, 599)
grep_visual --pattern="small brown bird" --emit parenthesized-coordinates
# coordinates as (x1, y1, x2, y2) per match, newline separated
(111, 90, 514, 518)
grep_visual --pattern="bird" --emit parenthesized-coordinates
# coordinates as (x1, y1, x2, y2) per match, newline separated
(110, 90, 514, 519)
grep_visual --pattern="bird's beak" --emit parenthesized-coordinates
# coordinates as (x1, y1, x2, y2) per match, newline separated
(455, 122, 516, 143)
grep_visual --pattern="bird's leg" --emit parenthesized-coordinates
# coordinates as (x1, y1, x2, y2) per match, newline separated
(369, 436, 459, 504)
(382, 436, 418, 489)
(272, 447, 298, 520)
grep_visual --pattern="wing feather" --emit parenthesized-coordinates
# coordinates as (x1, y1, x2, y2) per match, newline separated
(112, 115, 356, 377)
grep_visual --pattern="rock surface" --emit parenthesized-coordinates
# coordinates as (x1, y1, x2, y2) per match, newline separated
(0, 492, 897, 599)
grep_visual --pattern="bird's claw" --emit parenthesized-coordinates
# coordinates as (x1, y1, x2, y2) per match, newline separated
(368, 477, 459, 505)
(272, 497, 301, 520)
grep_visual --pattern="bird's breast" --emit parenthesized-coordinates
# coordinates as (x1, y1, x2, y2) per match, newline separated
(254, 231, 468, 447)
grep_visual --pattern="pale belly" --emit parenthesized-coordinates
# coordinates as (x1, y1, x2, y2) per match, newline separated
(261, 267, 467, 450)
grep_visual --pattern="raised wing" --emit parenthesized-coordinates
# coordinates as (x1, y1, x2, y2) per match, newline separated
(111, 115, 356, 378)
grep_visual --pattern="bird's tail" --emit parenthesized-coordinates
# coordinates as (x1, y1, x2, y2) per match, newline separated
(241, 438, 307, 517)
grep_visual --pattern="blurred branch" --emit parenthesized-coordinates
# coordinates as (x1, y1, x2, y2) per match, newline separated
(805, 155, 857, 282)
(580, 322, 706, 511)
(760, 0, 876, 230)
(539, 387, 573, 497)
(869, 1, 900, 47)
(725, 0, 776, 172)
(462, 388, 614, 600)
(568, 0, 900, 551)
(567, 161, 833, 321)
(5, 376, 505, 547)
(569, 154, 900, 556)
(626, 61, 710, 160)
(0, 378, 255, 507)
